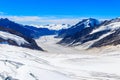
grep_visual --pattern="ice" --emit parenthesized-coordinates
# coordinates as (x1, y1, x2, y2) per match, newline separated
(0, 35, 120, 80)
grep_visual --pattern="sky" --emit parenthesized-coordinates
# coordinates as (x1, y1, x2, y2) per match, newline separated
(0, 0, 120, 25)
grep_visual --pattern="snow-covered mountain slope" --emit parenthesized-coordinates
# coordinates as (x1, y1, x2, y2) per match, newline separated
(88, 18, 120, 48)
(1, 35, 120, 80)
(0, 31, 28, 45)
(58, 18, 120, 48)
(31, 24, 71, 30)
(90, 21, 120, 34)
(0, 26, 43, 51)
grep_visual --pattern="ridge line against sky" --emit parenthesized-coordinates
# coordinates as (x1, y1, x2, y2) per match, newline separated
(0, 0, 120, 25)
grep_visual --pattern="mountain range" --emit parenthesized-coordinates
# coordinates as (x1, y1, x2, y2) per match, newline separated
(1, 18, 120, 50)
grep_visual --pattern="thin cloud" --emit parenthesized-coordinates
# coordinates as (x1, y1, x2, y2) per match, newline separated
(0, 15, 108, 25)
(0, 15, 81, 25)
(0, 12, 5, 15)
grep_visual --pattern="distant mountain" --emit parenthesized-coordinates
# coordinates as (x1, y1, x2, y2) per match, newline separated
(0, 18, 56, 38)
(31, 24, 71, 30)
(58, 18, 120, 48)
(0, 26, 44, 51)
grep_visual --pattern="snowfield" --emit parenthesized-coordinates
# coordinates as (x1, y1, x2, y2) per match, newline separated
(0, 31, 29, 45)
(0, 35, 120, 80)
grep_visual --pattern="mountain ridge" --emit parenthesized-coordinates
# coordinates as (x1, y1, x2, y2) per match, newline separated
(58, 17, 120, 49)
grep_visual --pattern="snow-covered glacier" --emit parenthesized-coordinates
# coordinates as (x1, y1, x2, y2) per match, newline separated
(1, 35, 120, 80)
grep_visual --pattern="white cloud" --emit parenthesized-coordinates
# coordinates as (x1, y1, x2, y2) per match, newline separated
(0, 15, 82, 25)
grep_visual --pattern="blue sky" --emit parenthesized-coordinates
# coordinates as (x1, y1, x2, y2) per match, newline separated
(0, 0, 120, 24)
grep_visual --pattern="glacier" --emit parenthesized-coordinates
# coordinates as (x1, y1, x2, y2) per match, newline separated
(0, 35, 120, 80)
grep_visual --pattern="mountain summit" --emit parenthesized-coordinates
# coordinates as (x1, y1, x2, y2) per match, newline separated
(57, 18, 100, 38)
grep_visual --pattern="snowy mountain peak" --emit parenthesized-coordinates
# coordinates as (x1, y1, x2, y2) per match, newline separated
(57, 18, 101, 38)
(74, 18, 100, 28)
(31, 24, 71, 30)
